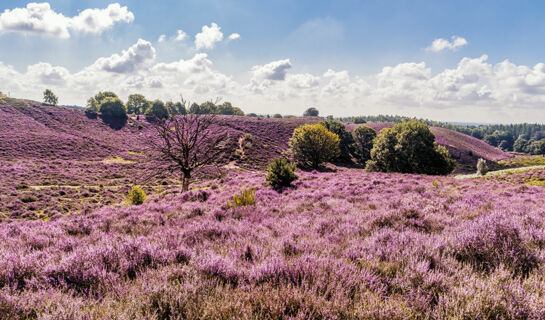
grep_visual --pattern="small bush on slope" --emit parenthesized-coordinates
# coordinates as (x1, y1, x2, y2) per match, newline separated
(366, 121, 456, 175)
(127, 186, 146, 205)
(290, 124, 340, 169)
(227, 188, 256, 208)
(265, 158, 298, 188)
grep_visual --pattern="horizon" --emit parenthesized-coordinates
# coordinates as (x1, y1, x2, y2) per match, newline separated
(2, 1, 545, 123)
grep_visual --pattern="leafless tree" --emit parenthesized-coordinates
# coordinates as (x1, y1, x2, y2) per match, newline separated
(147, 113, 229, 191)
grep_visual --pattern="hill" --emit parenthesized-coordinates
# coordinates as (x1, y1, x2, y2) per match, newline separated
(349, 122, 512, 171)
(0, 99, 510, 170)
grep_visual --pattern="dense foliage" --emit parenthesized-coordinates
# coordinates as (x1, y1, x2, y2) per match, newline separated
(352, 125, 377, 165)
(265, 158, 298, 188)
(127, 185, 146, 205)
(303, 107, 319, 117)
(126, 94, 150, 115)
(290, 124, 340, 169)
(145, 100, 169, 121)
(366, 121, 456, 175)
(319, 120, 354, 162)
(99, 97, 127, 119)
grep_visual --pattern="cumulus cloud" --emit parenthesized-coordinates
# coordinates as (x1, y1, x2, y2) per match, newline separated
(195, 22, 223, 50)
(91, 39, 156, 73)
(227, 33, 240, 41)
(0, 2, 134, 39)
(174, 29, 187, 41)
(426, 36, 468, 52)
(157, 34, 166, 42)
(5, 38, 545, 122)
(251, 59, 292, 81)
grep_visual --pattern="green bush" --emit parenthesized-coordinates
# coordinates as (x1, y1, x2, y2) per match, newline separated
(352, 126, 377, 165)
(127, 186, 146, 205)
(99, 97, 127, 119)
(272, 113, 283, 119)
(366, 121, 456, 175)
(266, 158, 298, 188)
(145, 100, 170, 121)
(319, 120, 354, 162)
(290, 124, 340, 169)
(227, 188, 256, 208)
(126, 94, 150, 114)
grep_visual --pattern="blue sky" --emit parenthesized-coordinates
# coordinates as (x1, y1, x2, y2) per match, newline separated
(2, 0, 545, 123)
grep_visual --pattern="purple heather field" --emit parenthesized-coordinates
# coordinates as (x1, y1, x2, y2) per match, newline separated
(2, 100, 545, 319)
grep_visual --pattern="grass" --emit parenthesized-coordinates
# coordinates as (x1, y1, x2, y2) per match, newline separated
(497, 155, 545, 168)
(101, 157, 136, 164)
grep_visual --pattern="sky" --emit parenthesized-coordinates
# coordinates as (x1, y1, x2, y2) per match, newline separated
(1, 1, 545, 123)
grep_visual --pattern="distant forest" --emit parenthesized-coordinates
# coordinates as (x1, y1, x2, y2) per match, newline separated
(340, 115, 545, 155)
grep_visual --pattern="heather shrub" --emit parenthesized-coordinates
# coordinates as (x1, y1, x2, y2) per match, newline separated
(127, 186, 146, 205)
(352, 125, 377, 165)
(319, 120, 354, 162)
(366, 121, 456, 175)
(227, 188, 256, 208)
(290, 124, 340, 169)
(265, 158, 298, 188)
(99, 97, 127, 119)
(452, 213, 539, 277)
(476, 158, 488, 176)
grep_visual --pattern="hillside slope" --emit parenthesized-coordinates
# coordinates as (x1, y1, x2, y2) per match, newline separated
(0, 99, 510, 171)
(352, 122, 512, 171)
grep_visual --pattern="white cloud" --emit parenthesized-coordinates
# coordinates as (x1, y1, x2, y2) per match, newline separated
(91, 39, 156, 73)
(251, 59, 292, 81)
(157, 34, 166, 43)
(227, 33, 240, 41)
(195, 22, 223, 50)
(426, 36, 468, 52)
(174, 29, 187, 41)
(0, 2, 134, 39)
(5, 38, 545, 122)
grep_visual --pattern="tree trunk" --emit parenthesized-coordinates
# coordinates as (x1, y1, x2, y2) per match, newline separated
(182, 171, 191, 192)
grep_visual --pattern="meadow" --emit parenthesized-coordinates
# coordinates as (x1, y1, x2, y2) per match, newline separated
(2, 100, 545, 319)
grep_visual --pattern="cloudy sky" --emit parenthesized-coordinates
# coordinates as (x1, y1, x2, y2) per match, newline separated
(1, 1, 545, 123)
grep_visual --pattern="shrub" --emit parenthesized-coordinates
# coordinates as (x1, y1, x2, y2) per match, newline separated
(266, 158, 298, 188)
(273, 113, 283, 118)
(366, 121, 455, 175)
(352, 126, 377, 165)
(228, 188, 256, 208)
(476, 158, 488, 176)
(303, 107, 319, 117)
(99, 97, 127, 119)
(290, 124, 340, 169)
(145, 100, 169, 121)
(127, 186, 146, 205)
(85, 97, 99, 115)
(319, 120, 354, 162)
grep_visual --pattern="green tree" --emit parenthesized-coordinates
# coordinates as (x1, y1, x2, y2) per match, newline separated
(217, 102, 244, 116)
(319, 120, 355, 162)
(352, 126, 377, 165)
(273, 113, 283, 119)
(366, 121, 455, 175)
(85, 97, 99, 115)
(99, 97, 127, 119)
(165, 101, 187, 115)
(303, 107, 319, 117)
(290, 124, 340, 169)
(513, 136, 529, 153)
(94, 91, 118, 106)
(265, 158, 298, 188)
(145, 100, 170, 121)
(43, 89, 58, 106)
(126, 94, 150, 114)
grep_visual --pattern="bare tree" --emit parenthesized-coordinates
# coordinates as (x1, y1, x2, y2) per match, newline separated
(148, 113, 229, 191)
